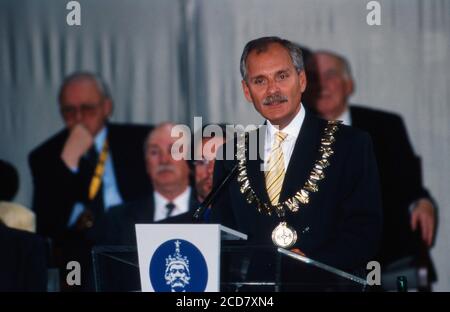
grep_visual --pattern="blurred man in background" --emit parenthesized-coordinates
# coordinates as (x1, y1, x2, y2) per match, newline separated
(98, 122, 198, 245)
(305, 51, 436, 290)
(193, 125, 227, 202)
(29, 72, 152, 290)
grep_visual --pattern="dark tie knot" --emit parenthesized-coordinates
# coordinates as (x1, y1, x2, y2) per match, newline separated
(166, 202, 176, 218)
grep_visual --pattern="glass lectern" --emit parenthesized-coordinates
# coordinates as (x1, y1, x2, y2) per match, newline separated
(92, 242, 368, 292)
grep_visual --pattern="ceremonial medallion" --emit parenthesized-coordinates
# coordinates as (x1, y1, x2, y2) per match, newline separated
(271, 222, 297, 248)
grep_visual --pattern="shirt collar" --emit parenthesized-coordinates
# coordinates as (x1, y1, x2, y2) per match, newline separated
(94, 126, 107, 153)
(154, 186, 191, 208)
(336, 106, 352, 126)
(266, 102, 305, 141)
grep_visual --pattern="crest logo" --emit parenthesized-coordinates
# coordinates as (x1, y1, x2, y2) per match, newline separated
(164, 240, 191, 291)
(150, 239, 208, 292)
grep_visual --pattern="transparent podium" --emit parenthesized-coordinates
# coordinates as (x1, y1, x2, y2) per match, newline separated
(219, 241, 368, 292)
(92, 241, 369, 292)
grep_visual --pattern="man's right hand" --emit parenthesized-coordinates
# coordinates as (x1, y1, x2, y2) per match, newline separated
(411, 198, 436, 247)
(61, 124, 94, 170)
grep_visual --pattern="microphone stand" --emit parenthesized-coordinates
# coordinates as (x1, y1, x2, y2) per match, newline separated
(192, 163, 239, 222)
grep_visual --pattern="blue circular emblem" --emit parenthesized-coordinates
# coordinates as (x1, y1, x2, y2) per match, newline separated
(149, 239, 208, 292)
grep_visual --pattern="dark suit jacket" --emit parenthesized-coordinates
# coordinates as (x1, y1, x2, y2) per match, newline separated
(0, 223, 47, 291)
(210, 110, 382, 273)
(350, 106, 434, 267)
(29, 123, 152, 291)
(29, 123, 153, 243)
(97, 189, 200, 246)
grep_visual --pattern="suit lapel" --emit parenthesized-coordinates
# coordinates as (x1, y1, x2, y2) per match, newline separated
(106, 123, 119, 175)
(188, 189, 200, 212)
(245, 114, 325, 204)
(246, 127, 270, 204)
(280, 111, 325, 202)
(349, 107, 360, 128)
(349, 106, 368, 129)
(133, 195, 155, 223)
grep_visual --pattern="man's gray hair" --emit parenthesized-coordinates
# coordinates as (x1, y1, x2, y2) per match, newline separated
(58, 71, 111, 104)
(144, 122, 175, 152)
(240, 36, 304, 81)
(314, 50, 353, 80)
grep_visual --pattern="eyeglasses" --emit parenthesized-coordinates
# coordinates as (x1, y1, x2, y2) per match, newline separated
(60, 103, 100, 119)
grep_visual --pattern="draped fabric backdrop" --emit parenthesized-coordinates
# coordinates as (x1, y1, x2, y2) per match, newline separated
(1, 0, 449, 290)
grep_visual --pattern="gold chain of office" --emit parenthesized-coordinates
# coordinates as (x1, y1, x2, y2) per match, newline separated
(236, 120, 341, 218)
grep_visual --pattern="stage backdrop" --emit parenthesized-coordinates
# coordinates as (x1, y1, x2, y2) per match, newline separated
(1, 0, 449, 291)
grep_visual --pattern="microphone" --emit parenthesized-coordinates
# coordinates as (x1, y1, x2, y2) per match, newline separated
(192, 163, 239, 222)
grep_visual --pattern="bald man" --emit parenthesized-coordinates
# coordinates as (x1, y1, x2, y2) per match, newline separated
(98, 122, 199, 246)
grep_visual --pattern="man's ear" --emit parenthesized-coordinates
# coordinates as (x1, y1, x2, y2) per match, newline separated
(299, 70, 307, 93)
(241, 80, 253, 103)
(345, 78, 354, 97)
(103, 98, 113, 117)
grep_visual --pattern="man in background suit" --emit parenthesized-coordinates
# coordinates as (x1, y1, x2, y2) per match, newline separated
(210, 37, 382, 286)
(153, 124, 227, 224)
(193, 128, 227, 204)
(29, 72, 152, 290)
(99, 122, 198, 245)
(304, 51, 436, 289)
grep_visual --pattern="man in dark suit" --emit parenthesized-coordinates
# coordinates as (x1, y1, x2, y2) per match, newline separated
(210, 37, 382, 284)
(0, 222, 47, 291)
(28, 72, 152, 290)
(304, 51, 436, 289)
(93, 123, 199, 291)
(99, 122, 199, 246)
(148, 124, 227, 224)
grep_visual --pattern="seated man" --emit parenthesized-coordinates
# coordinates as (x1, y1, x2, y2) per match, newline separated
(28, 72, 152, 290)
(210, 37, 382, 279)
(99, 122, 198, 245)
(93, 124, 224, 291)
(193, 125, 227, 204)
(304, 51, 437, 289)
(165, 124, 227, 223)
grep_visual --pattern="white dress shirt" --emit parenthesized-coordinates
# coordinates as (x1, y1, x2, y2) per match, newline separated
(263, 103, 306, 171)
(153, 186, 192, 222)
(336, 107, 352, 126)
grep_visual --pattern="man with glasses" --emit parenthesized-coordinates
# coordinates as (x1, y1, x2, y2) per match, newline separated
(29, 72, 152, 290)
(304, 51, 436, 290)
(193, 126, 227, 204)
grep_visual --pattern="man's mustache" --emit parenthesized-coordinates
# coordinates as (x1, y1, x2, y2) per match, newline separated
(263, 93, 288, 105)
(156, 164, 176, 174)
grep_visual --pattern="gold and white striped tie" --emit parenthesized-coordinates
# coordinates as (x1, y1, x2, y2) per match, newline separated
(265, 131, 288, 205)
